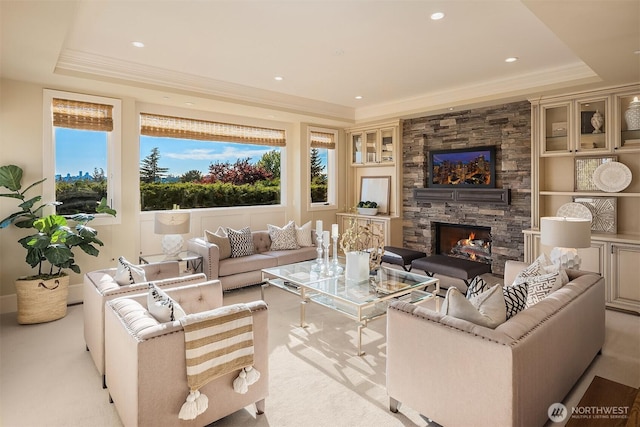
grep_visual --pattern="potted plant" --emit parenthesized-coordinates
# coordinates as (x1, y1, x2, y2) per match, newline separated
(0, 164, 116, 324)
(356, 200, 378, 216)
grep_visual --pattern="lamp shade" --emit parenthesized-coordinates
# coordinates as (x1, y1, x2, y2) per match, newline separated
(154, 211, 191, 235)
(540, 217, 591, 249)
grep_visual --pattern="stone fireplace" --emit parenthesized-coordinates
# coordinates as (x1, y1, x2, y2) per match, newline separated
(401, 100, 532, 276)
(435, 222, 492, 264)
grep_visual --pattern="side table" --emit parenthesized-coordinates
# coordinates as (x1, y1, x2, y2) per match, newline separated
(139, 250, 203, 276)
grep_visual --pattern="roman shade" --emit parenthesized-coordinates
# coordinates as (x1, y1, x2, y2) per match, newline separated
(140, 113, 286, 147)
(52, 98, 114, 131)
(310, 130, 336, 149)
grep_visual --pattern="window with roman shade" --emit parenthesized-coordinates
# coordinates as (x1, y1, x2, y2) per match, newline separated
(43, 89, 122, 223)
(138, 112, 285, 210)
(309, 127, 338, 207)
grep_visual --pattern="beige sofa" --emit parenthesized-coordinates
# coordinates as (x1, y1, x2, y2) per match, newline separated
(83, 261, 208, 387)
(386, 261, 605, 427)
(104, 281, 269, 427)
(187, 230, 317, 290)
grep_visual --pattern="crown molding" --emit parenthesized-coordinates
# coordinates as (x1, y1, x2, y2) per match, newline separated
(354, 62, 599, 122)
(55, 49, 355, 121)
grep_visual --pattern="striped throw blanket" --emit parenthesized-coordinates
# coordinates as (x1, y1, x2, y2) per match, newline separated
(178, 303, 259, 420)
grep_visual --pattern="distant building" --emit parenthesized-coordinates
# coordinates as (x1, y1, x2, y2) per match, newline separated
(55, 171, 93, 182)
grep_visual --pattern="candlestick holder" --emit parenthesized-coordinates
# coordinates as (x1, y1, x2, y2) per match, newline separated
(311, 231, 324, 272)
(331, 235, 343, 276)
(322, 236, 330, 274)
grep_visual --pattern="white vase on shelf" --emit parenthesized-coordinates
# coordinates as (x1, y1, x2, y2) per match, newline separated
(624, 97, 640, 131)
(591, 110, 604, 134)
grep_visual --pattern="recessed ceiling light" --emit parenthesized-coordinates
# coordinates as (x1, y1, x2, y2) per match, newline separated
(430, 12, 445, 20)
(131, 41, 145, 48)
(355, 95, 363, 100)
(274, 76, 284, 81)
(505, 57, 518, 63)
(634, 49, 640, 55)
(185, 102, 194, 106)
(449, 107, 454, 111)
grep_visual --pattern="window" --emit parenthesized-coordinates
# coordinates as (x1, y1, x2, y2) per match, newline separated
(139, 113, 285, 210)
(43, 90, 121, 223)
(309, 127, 337, 207)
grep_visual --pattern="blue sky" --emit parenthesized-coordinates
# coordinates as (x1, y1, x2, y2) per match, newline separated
(56, 128, 326, 178)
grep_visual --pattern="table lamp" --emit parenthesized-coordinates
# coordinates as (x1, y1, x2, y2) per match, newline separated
(540, 216, 591, 269)
(154, 210, 191, 257)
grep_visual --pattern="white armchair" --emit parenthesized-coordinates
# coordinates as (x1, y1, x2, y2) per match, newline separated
(104, 281, 269, 427)
(83, 260, 208, 387)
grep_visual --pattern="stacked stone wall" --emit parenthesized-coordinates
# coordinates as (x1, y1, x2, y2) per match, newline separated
(402, 100, 531, 276)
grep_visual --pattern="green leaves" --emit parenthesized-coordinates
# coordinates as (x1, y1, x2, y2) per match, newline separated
(0, 164, 23, 192)
(2, 164, 116, 278)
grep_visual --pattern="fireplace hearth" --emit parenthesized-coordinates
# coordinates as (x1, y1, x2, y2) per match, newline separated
(435, 223, 491, 265)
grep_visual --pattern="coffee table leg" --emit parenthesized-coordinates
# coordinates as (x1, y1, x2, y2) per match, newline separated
(299, 288, 308, 328)
(357, 321, 367, 356)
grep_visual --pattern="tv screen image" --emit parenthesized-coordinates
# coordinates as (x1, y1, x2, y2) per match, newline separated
(428, 146, 496, 188)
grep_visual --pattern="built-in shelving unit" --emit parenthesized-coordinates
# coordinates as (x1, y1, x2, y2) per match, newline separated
(528, 84, 640, 314)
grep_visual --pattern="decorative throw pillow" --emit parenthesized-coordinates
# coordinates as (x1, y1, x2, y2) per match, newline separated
(147, 282, 186, 322)
(502, 282, 528, 319)
(114, 256, 147, 285)
(226, 227, 254, 258)
(295, 221, 314, 247)
(518, 269, 569, 307)
(513, 253, 554, 283)
(205, 227, 232, 260)
(440, 284, 507, 329)
(268, 221, 299, 251)
(465, 275, 490, 300)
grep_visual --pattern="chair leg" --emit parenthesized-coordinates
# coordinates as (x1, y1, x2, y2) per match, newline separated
(390, 397, 400, 413)
(255, 399, 265, 415)
(102, 375, 107, 389)
(109, 394, 113, 404)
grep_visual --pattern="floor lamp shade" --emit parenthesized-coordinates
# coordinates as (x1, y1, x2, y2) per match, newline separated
(540, 216, 591, 269)
(154, 211, 191, 256)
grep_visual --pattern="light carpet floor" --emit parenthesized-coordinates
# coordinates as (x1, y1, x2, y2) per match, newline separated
(1, 283, 639, 427)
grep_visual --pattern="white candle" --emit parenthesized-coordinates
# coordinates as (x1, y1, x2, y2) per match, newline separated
(323, 230, 330, 243)
(316, 220, 323, 235)
(332, 223, 339, 238)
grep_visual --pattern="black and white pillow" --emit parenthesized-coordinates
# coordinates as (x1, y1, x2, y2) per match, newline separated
(114, 256, 147, 285)
(227, 226, 255, 258)
(268, 221, 299, 251)
(465, 275, 490, 300)
(147, 282, 186, 322)
(502, 283, 528, 319)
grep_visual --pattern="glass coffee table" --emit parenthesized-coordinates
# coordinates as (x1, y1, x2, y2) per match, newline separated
(261, 260, 439, 355)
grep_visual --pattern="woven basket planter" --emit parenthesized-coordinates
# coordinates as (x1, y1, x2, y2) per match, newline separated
(15, 274, 70, 324)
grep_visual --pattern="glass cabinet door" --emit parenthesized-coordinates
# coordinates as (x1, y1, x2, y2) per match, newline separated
(380, 127, 394, 163)
(542, 103, 570, 154)
(576, 97, 608, 152)
(617, 93, 640, 151)
(365, 130, 377, 163)
(351, 132, 363, 164)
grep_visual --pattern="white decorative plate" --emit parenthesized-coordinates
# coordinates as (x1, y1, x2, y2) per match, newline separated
(592, 161, 632, 193)
(556, 202, 593, 221)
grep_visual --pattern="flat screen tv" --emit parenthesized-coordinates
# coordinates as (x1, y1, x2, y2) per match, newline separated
(428, 146, 496, 188)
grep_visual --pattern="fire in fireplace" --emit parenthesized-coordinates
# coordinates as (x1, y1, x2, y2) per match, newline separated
(435, 223, 492, 264)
